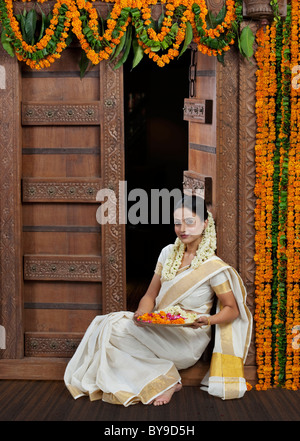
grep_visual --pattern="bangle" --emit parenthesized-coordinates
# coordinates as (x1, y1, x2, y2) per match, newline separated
(207, 316, 211, 326)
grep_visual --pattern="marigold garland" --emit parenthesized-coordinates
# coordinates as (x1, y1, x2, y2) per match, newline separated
(1, 0, 72, 69)
(285, 0, 300, 391)
(0, 0, 243, 70)
(254, 1, 300, 391)
(273, 11, 290, 387)
(254, 23, 276, 390)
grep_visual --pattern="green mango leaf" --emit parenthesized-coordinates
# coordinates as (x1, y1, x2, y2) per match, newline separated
(239, 25, 255, 59)
(215, 5, 226, 25)
(1, 30, 15, 58)
(110, 34, 126, 62)
(114, 24, 132, 70)
(131, 36, 144, 69)
(217, 52, 225, 65)
(170, 22, 179, 37)
(18, 12, 26, 38)
(38, 11, 46, 42)
(25, 9, 37, 45)
(179, 21, 193, 58)
(206, 10, 217, 30)
(158, 11, 165, 31)
(79, 50, 90, 79)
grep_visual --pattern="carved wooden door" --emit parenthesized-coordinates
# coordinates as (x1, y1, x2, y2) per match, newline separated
(183, 50, 215, 210)
(0, 44, 126, 376)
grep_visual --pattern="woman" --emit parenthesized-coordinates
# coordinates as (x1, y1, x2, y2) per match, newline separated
(64, 195, 252, 406)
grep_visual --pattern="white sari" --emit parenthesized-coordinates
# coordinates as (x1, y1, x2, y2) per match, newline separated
(64, 245, 252, 405)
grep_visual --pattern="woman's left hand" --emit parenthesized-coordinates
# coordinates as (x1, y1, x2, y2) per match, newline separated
(191, 316, 210, 329)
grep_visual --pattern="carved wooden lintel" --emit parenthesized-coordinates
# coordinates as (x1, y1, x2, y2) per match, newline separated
(25, 332, 82, 357)
(24, 255, 102, 282)
(22, 177, 102, 203)
(183, 98, 213, 124)
(13, 1, 226, 20)
(22, 102, 101, 125)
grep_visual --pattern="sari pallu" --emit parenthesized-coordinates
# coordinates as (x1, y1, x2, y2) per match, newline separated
(64, 254, 252, 405)
(155, 255, 252, 400)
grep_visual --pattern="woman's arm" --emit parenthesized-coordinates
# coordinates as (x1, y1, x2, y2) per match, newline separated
(133, 273, 161, 320)
(194, 290, 240, 328)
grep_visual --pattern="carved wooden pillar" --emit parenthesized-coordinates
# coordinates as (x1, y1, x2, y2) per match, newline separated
(243, 0, 287, 19)
(216, 22, 260, 367)
(216, 47, 239, 271)
(0, 45, 23, 359)
(100, 60, 126, 313)
(206, 0, 226, 13)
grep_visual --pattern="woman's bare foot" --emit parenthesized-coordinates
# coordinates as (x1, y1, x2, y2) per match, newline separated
(153, 383, 182, 406)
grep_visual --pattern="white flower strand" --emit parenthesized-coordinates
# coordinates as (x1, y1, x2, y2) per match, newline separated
(162, 211, 217, 281)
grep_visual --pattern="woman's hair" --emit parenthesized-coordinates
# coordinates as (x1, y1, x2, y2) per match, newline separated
(174, 194, 208, 222)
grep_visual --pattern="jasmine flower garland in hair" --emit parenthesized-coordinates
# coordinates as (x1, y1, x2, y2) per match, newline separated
(162, 212, 217, 281)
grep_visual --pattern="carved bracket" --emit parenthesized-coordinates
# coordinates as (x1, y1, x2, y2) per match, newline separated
(183, 98, 213, 124)
(183, 170, 213, 206)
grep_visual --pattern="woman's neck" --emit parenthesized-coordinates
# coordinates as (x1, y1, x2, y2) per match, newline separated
(185, 237, 203, 255)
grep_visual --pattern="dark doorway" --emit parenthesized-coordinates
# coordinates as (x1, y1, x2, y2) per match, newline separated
(124, 51, 190, 304)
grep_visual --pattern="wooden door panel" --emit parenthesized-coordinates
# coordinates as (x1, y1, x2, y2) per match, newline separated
(23, 232, 101, 255)
(24, 309, 98, 332)
(22, 153, 101, 178)
(23, 126, 101, 151)
(19, 47, 122, 359)
(22, 78, 100, 101)
(184, 52, 216, 208)
(24, 281, 101, 304)
(22, 203, 100, 224)
(0, 38, 125, 374)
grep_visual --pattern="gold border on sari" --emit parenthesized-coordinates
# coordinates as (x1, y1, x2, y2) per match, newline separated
(85, 365, 180, 406)
(210, 352, 244, 378)
(210, 352, 245, 400)
(211, 280, 231, 295)
(157, 258, 229, 310)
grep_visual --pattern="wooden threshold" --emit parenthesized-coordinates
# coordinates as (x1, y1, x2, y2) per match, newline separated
(0, 358, 257, 385)
(0, 358, 68, 380)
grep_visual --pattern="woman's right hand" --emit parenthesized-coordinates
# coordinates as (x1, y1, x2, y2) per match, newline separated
(133, 310, 146, 326)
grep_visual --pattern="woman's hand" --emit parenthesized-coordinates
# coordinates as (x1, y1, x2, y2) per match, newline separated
(132, 273, 161, 326)
(190, 316, 210, 329)
(133, 310, 148, 326)
(191, 290, 240, 328)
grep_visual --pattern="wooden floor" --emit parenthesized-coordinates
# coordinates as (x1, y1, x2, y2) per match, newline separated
(0, 380, 299, 422)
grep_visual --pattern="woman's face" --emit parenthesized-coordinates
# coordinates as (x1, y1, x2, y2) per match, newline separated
(173, 206, 207, 246)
